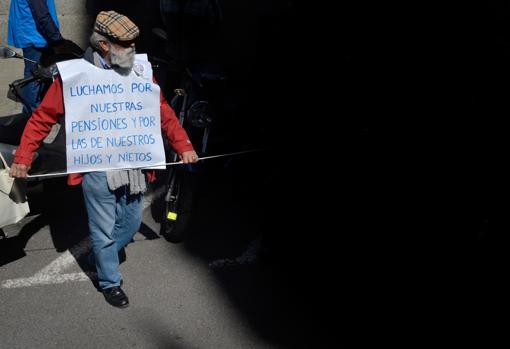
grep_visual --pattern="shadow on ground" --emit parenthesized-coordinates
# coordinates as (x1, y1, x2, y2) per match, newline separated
(149, 150, 348, 348)
(0, 178, 89, 267)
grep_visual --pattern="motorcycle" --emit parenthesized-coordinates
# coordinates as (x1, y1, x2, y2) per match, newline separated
(153, 61, 227, 242)
(0, 43, 84, 186)
(148, 18, 274, 243)
(0, 43, 84, 235)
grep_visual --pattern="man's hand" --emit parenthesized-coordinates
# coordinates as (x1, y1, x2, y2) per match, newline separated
(180, 150, 199, 164)
(9, 163, 30, 179)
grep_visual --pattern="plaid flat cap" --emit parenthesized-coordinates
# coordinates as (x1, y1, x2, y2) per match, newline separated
(94, 11, 139, 41)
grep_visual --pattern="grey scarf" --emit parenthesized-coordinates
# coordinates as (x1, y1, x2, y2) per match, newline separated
(106, 169, 147, 195)
(92, 51, 147, 195)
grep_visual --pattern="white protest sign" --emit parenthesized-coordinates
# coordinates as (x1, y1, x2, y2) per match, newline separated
(56, 54, 166, 174)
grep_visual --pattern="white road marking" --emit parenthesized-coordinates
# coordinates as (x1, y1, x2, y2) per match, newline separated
(1, 237, 93, 289)
(209, 237, 260, 269)
(2, 272, 91, 288)
(1, 190, 157, 288)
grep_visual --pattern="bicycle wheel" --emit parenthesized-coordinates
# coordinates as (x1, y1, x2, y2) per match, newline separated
(161, 167, 194, 243)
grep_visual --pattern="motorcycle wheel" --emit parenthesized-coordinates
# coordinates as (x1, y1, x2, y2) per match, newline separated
(161, 167, 194, 243)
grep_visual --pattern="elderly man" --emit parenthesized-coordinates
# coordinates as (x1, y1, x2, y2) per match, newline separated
(10, 11, 198, 308)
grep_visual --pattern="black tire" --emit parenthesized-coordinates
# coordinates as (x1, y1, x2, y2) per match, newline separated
(161, 168, 194, 243)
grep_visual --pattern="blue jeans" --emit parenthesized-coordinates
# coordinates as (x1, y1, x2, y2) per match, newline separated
(82, 172, 143, 289)
(22, 47, 44, 114)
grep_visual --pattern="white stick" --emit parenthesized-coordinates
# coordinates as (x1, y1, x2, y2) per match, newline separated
(0, 149, 263, 178)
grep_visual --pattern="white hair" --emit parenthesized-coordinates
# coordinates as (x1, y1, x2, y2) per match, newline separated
(89, 31, 109, 51)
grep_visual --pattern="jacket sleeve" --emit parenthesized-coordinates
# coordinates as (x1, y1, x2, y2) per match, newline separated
(27, 0, 64, 45)
(157, 79, 195, 154)
(14, 78, 64, 165)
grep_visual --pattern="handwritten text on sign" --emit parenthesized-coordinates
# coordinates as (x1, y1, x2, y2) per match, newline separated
(57, 56, 166, 173)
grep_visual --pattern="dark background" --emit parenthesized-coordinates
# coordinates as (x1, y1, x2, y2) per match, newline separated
(3, 1, 490, 345)
(81, 1, 373, 343)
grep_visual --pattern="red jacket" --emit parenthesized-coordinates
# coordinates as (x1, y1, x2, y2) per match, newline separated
(14, 77, 194, 185)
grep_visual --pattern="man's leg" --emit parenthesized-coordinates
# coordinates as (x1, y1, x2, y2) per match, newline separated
(82, 172, 122, 289)
(87, 190, 143, 267)
(21, 47, 43, 114)
(113, 192, 143, 251)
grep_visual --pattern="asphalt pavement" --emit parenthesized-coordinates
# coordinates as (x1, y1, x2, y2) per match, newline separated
(0, 163, 322, 349)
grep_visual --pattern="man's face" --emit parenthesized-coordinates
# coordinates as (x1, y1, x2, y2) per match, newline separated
(100, 39, 136, 75)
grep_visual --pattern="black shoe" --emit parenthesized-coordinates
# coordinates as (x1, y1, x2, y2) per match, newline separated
(102, 286, 129, 308)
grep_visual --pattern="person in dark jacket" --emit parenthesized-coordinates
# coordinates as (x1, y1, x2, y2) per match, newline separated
(7, 0, 65, 113)
(10, 10, 199, 308)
